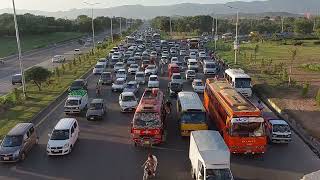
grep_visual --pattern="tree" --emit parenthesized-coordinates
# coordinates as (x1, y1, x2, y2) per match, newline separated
(25, 66, 52, 91)
(294, 18, 314, 34)
(316, 28, 320, 39)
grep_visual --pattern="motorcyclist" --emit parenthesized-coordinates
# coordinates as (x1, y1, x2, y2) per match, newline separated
(142, 154, 158, 177)
(165, 99, 172, 114)
(96, 80, 102, 96)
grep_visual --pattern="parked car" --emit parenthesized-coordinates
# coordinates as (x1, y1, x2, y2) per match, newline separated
(69, 79, 87, 91)
(148, 75, 160, 88)
(86, 99, 106, 121)
(112, 78, 126, 92)
(135, 71, 145, 84)
(114, 62, 125, 72)
(115, 69, 127, 80)
(47, 118, 79, 156)
(144, 65, 158, 76)
(128, 64, 139, 74)
(171, 57, 179, 64)
(99, 72, 113, 85)
(171, 73, 184, 85)
(0, 123, 38, 162)
(11, 73, 22, 85)
(185, 70, 196, 80)
(119, 92, 138, 112)
(123, 81, 139, 94)
(192, 79, 205, 93)
(52, 55, 66, 63)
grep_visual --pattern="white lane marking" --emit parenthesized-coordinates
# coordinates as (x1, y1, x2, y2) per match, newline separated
(10, 166, 71, 180)
(151, 146, 186, 152)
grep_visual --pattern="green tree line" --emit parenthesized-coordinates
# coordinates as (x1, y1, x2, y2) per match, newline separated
(0, 13, 133, 36)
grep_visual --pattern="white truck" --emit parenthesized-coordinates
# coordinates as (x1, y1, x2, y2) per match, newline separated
(189, 130, 233, 180)
(64, 90, 88, 115)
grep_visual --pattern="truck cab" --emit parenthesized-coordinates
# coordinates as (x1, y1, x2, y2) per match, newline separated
(64, 90, 88, 115)
(265, 119, 292, 143)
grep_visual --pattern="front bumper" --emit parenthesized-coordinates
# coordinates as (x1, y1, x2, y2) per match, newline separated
(64, 109, 81, 114)
(87, 115, 103, 120)
(120, 106, 136, 112)
(47, 147, 70, 156)
(0, 155, 19, 162)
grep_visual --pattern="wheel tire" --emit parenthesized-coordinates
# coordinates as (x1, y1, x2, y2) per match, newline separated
(20, 152, 26, 161)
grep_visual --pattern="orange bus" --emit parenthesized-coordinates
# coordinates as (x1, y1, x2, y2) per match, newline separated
(204, 78, 266, 154)
(131, 88, 166, 146)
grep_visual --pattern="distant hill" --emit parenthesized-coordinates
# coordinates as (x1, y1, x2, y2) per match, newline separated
(0, 0, 318, 19)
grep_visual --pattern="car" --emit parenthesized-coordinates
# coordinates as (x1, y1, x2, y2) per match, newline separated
(171, 73, 184, 85)
(127, 57, 136, 65)
(167, 81, 183, 97)
(171, 57, 179, 64)
(187, 59, 199, 72)
(12, 73, 22, 85)
(189, 51, 197, 59)
(110, 55, 120, 66)
(148, 75, 159, 88)
(192, 79, 205, 93)
(144, 65, 158, 76)
(123, 81, 139, 94)
(128, 64, 139, 74)
(112, 52, 122, 60)
(119, 92, 138, 112)
(109, 49, 115, 58)
(168, 41, 175, 47)
(162, 51, 169, 58)
(115, 69, 127, 80)
(185, 70, 196, 80)
(183, 56, 190, 63)
(133, 54, 142, 61)
(124, 51, 134, 60)
(114, 62, 125, 72)
(155, 44, 161, 52)
(47, 118, 79, 156)
(135, 71, 146, 84)
(180, 50, 187, 56)
(0, 123, 38, 162)
(112, 78, 126, 92)
(97, 58, 108, 67)
(74, 49, 82, 55)
(160, 56, 169, 64)
(69, 79, 87, 91)
(52, 55, 65, 63)
(150, 51, 157, 58)
(170, 47, 177, 56)
(265, 118, 292, 143)
(86, 99, 106, 121)
(141, 59, 151, 70)
(99, 72, 113, 85)
(198, 51, 206, 59)
(93, 62, 106, 75)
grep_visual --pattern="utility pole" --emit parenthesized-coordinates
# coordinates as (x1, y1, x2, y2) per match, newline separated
(281, 16, 284, 33)
(84, 2, 100, 49)
(212, 17, 215, 38)
(119, 17, 122, 37)
(12, 0, 26, 97)
(215, 17, 218, 51)
(111, 17, 113, 43)
(169, 17, 172, 36)
(126, 18, 128, 30)
(235, 11, 239, 64)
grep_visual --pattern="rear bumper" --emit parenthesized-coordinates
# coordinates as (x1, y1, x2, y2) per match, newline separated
(132, 136, 162, 146)
(180, 123, 208, 136)
(271, 138, 291, 143)
(229, 146, 266, 154)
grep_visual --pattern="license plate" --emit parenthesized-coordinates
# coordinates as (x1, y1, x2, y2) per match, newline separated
(54, 150, 59, 152)
(3, 157, 9, 160)
(90, 117, 94, 120)
(144, 141, 150, 145)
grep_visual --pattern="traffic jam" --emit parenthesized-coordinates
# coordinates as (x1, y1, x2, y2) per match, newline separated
(0, 25, 293, 180)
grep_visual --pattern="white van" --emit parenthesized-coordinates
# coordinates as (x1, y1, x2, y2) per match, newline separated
(203, 61, 219, 75)
(224, 69, 252, 97)
(188, 59, 199, 72)
(47, 118, 79, 156)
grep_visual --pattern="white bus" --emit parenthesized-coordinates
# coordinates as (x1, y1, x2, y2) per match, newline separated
(224, 69, 252, 97)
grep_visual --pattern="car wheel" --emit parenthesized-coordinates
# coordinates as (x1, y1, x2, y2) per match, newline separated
(20, 152, 26, 161)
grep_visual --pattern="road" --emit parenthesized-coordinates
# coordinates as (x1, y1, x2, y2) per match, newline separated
(0, 61, 319, 180)
(0, 28, 123, 95)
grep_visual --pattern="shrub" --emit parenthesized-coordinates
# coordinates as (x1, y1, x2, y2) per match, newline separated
(301, 82, 310, 97)
(313, 41, 320, 45)
(13, 88, 21, 103)
(293, 41, 303, 46)
(68, 62, 72, 70)
(55, 67, 60, 77)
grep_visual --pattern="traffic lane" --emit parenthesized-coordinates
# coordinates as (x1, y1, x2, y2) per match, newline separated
(0, 72, 192, 180)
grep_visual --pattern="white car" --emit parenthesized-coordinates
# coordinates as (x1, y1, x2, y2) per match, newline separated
(171, 57, 179, 64)
(148, 75, 159, 88)
(187, 59, 199, 72)
(97, 58, 108, 67)
(115, 69, 127, 80)
(52, 55, 65, 63)
(135, 71, 145, 84)
(93, 62, 105, 75)
(171, 73, 184, 85)
(162, 51, 169, 58)
(192, 79, 205, 93)
(198, 51, 206, 59)
(119, 92, 138, 112)
(74, 49, 82, 55)
(185, 70, 196, 80)
(189, 52, 197, 59)
(126, 57, 136, 65)
(128, 64, 139, 74)
(112, 52, 122, 59)
(47, 118, 79, 156)
(112, 78, 126, 92)
(180, 50, 187, 56)
(114, 62, 125, 72)
(144, 65, 158, 76)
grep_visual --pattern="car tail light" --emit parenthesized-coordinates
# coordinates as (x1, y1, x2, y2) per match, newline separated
(133, 129, 141, 134)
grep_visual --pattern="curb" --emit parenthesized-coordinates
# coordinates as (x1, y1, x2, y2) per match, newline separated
(254, 89, 320, 157)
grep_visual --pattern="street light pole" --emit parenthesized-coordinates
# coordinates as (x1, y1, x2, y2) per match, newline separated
(235, 11, 239, 64)
(281, 16, 284, 33)
(215, 17, 218, 51)
(119, 17, 122, 37)
(111, 16, 113, 43)
(12, 0, 26, 97)
(84, 2, 100, 49)
(169, 17, 172, 36)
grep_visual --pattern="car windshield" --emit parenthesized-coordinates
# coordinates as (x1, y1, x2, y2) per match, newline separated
(122, 95, 136, 101)
(143, 60, 150, 64)
(170, 83, 182, 90)
(66, 99, 79, 106)
(126, 83, 136, 88)
(173, 75, 181, 79)
(95, 65, 103, 68)
(206, 169, 233, 180)
(136, 74, 144, 78)
(133, 112, 161, 128)
(115, 80, 125, 85)
(131, 65, 138, 68)
(188, 71, 196, 75)
(195, 81, 203, 86)
(181, 112, 206, 124)
(230, 121, 265, 137)
(235, 78, 251, 88)
(147, 66, 155, 69)
(2, 135, 23, 147)
(115, 63, 123, 67)
(189, 62, 197, 65)
(273, 124, 290, 133)
(205, 64, 216, 68)
(150, 77, 158, 81)
(50, 129, 69, 140)
(117, 71, 125, 74)
(89, 103, 103, 110)
(101, 74, 111, 79)
(71, 81, 83, 87)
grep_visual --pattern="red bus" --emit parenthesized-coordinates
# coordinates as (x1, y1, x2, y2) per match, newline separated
(131, 88, 166, 146)
(204, 78, 267, 154)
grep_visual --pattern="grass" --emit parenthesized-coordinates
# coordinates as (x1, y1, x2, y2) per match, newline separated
(0, 39, 121, 138)
(0, 32, 84, 57)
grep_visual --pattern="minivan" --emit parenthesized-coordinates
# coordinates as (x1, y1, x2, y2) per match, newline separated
(47, 118, 79, 156)
(0, 123, 38, 162)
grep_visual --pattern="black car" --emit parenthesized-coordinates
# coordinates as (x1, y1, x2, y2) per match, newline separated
(86, 99, 106, 120)
(69, 79, 88, 91)
(12, 74, 22, 85)
(167, 81, 183, 97)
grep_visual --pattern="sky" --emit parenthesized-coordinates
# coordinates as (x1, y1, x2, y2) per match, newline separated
(2, 0, 260, 12)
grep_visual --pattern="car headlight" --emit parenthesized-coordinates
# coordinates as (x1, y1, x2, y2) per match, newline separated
(63, 143, 69, 149)
(13, 150, 20, 157)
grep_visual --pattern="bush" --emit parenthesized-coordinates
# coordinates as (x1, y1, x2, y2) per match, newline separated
(313, 41, 320, 45)
(316, 89, 320, 106)
(55, 67, 60, 77)
(293, 41, 303, 46)
(301, 82, 310, 97)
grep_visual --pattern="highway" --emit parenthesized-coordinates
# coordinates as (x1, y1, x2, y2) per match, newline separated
(0, 62, 319, 180)
(0, 28, 122, 95)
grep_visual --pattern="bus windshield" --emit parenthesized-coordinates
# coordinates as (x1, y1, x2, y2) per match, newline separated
(133, 112, 161, 128)
(181, 112, 206, 124)
(235, 78, 251, 88)
(230, 121, 265, 137)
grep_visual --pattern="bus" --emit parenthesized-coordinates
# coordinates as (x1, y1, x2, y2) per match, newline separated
(126, 36, 135, 46)
(224, 69, 252, 97)
(189, 38, 199, 52)
(204, 78, 266, 154)
(177, 92, 208, 136)
(131, 88, 166, 146)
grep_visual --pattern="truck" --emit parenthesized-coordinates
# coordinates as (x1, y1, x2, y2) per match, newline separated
(189, 130, 233, 180)
(64, 90, 88, 115)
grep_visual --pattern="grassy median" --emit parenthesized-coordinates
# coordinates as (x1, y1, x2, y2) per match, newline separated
(0, 32, 84, 57)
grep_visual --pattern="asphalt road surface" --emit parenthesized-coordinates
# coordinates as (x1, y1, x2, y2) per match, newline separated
(0, 61, 319, 180)
(0, 28, 122, 95)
